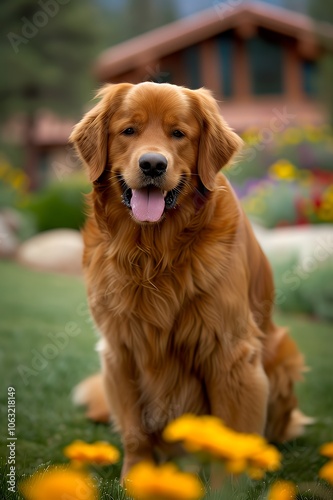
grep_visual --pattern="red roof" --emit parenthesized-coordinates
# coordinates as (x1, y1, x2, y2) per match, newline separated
(95, 1, 333, 81)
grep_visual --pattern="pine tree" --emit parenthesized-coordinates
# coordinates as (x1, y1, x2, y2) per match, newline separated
(125, 0, 176, 39)
(0, 0, 106, 187)
(308, 0, 333, 127)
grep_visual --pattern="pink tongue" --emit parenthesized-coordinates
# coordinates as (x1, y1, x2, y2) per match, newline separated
(131, 188, 165, 222)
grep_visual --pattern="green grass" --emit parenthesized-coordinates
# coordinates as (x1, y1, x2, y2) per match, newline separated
(0, 261, 332, 499)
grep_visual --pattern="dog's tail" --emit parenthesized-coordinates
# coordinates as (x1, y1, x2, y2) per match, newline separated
(73, 373, 110, 423)
(264, 328, 314, 442)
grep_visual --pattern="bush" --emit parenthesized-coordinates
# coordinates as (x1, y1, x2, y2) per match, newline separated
(0, 157, 29, 209)
(239, 160, 333, 228)
(272, 254, 333, 322)
(227, 124, 333, 189)
(21, 175, 90, 232)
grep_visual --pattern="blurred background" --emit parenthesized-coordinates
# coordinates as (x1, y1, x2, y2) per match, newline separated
(0, 0, 333, 319)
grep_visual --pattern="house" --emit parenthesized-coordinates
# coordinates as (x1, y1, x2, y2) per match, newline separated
(94, 1, 333, 129)
(26, 1, 333, 188)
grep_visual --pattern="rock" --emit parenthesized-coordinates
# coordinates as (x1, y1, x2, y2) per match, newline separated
(251, 222, 333, 266)
(16, 229, 83, 275)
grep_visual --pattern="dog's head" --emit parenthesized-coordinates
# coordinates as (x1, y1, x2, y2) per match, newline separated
(70, 82, 242, 224)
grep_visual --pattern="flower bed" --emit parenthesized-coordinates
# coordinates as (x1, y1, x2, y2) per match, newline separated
(240, 160, 333, 227)
(225, 125, 333, 228)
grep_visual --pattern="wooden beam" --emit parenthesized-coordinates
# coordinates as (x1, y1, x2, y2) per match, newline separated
(200, 38, 222, 96)
(233, 37, 251, 100)
(284, 43, 303, 101)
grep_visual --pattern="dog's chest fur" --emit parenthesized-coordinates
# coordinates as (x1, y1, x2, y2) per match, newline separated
(82, 187, 251, 430)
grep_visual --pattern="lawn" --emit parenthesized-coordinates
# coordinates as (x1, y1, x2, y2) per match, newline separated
(0, 261, 332, 500)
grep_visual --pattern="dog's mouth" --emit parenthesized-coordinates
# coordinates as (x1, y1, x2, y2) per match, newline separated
(122, 182, 180, 223)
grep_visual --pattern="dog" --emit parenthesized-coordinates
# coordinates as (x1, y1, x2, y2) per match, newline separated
(70, 82, 309, 480)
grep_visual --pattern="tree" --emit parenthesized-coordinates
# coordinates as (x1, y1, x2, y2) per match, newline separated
(308, 0, 333, 127)
(124, 0, 177, 39)
(0, 0, 108, 188)
(281, 0, 308, 14)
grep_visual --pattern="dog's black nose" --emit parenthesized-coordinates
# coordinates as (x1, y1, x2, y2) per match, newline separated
(139, 153, 168, 177)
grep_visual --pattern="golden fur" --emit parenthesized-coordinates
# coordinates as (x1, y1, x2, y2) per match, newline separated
(70, 82, 308, 480)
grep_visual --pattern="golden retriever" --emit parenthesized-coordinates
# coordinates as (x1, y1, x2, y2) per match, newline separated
(70, 82, 308, 480)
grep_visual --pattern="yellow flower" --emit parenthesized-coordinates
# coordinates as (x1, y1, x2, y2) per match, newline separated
(325, 185, 333, 201)
(20, 466, 98, 500)
(320, 442, 333, 458)
(63, 440, 120, 465)
(243, 197, 266, 215)
(319, 460, 333, 485)
(316, 200, 333, 222)
(282, 128, 303, 145)
(0, 159, 10, 178)
(125, 461, 204, 500)
(163, 415, 281, 477)
(317, 185, 333, 222)
(164, 414, 248, 459)
(305, 125, 324, 143)
(268, 159, 298, 181)
(246, 445, 281, 479)
(241, 126, 260, 145)
(250, 444, 281, 473)
(267, 480, 297, 500)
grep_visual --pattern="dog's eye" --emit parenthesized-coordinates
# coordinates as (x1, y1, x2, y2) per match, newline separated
(172, 130, 185, 138)
(122, 127, 135, 135)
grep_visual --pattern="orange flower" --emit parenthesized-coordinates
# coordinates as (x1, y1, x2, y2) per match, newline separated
(20, 466, 98, 500)
(267, 481, 297, 500)
(250, 444, 281, 473)
(320, 442, 333, 458)
(125, 461, 204, 500)
(319, 460, 333, 485)
(163, 414, 281, 478)
(63, 440, 120, 465)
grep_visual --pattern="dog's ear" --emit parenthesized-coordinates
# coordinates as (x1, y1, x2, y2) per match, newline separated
(69, 83, 132, 182)
(187, 88, 243, 191)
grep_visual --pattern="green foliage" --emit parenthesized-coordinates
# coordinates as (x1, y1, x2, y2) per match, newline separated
(298, 260, 333, 321)
(0, 157, 29, 208)
(124, 0, 176, 39)
(0, 0, 107, 120)
(308, 0, 333, 127)
(21, 175, 90, 232)
(318, 54, 333, 128)
(0, 0, 179, 121)
(271, 254, 333, 322)
(309, 0, 333, 24)
(242, 180, 299, 228)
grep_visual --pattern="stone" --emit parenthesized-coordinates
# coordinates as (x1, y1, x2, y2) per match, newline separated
(17, 229, 83, 275)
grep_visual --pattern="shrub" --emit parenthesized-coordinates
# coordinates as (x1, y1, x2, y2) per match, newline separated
(21, 174, 90, 232)
(239, 160, 333, 228)
(228, 124, 333, 189)
(271, 254, 333, 322)
(0, 157, 29, 209)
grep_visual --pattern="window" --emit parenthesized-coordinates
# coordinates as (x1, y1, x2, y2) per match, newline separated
(217, 32, 234, 98)
(247, 36, 283, 95)
(183, 45, 201, 89)
(302, 60, 318, 96)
